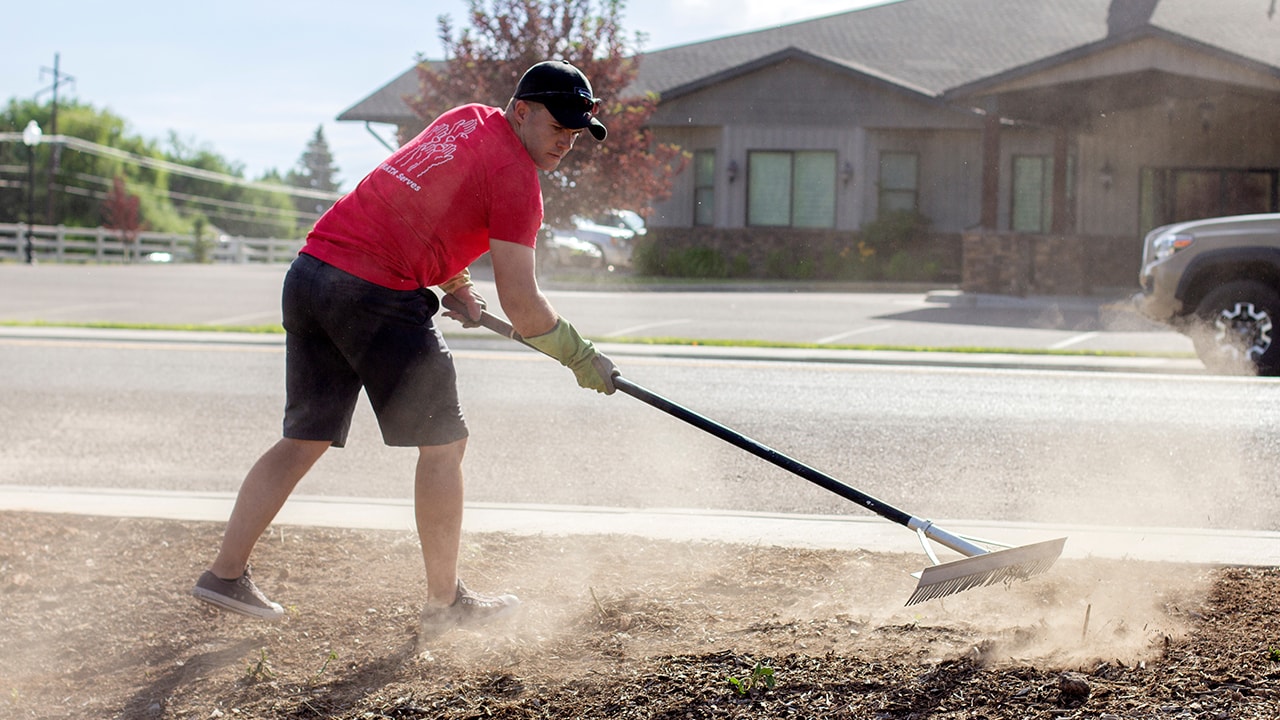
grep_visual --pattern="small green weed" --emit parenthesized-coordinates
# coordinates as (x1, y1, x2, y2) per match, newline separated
(1268, 647, 1280, 663)
(727, 661, 777, 696)
(308, 650, 338, 685)
(245, 648, 276, 682)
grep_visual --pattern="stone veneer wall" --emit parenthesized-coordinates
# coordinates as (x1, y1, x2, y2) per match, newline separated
(960, 232, 1139, 296)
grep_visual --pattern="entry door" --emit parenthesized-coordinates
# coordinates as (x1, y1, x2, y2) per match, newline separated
(1141, 167, 1278, 234)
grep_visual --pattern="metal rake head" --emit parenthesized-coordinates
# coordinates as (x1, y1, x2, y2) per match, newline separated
(906, 537, 1066, 605)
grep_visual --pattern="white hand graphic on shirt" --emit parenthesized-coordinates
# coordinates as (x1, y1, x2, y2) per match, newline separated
(402, 119, 479, 178)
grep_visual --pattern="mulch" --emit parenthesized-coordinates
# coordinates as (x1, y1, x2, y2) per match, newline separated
(2, 510, 1278, 719)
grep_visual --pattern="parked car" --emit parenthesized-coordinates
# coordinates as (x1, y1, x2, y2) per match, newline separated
(589, 209, 647, 238)
(536, 226, 605, 271)
(547, 214, 641, 271)
(1133, 212, 1280, 375)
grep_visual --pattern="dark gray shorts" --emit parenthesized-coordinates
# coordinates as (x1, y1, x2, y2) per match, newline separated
(280, 253, 467, 448)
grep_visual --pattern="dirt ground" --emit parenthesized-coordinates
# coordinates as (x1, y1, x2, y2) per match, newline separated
(2, 510, 1278, 719)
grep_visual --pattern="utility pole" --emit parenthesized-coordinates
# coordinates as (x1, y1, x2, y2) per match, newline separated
(38, 53, 74, 226)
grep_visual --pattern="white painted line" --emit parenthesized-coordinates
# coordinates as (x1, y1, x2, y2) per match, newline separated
(1049, 331, 1099, 350)
(816, 323, 894, 344)
(604, 318, 692, 337)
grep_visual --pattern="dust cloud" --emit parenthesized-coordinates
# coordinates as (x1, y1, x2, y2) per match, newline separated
(430, 530, 1209, 673)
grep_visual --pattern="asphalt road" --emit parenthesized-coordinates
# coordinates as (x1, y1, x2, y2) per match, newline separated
(2, 332, 1275, 532)
(0, 263, 1196, 356)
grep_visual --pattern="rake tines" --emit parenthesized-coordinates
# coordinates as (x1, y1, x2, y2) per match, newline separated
(907, 537, 1066, 605)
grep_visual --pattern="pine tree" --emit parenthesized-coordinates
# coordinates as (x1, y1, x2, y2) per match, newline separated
(286, 125, 342, 232)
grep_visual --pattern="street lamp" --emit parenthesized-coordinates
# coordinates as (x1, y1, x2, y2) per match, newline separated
(22, 119, 42, 264)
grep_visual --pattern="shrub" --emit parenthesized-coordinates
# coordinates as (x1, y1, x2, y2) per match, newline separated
(764, 249, 816, 280)
(634, 242, 731, 279)
(859, 210, 932, 256)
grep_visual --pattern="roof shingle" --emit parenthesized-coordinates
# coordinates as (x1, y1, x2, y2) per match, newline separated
(338, 0, 1280, 123)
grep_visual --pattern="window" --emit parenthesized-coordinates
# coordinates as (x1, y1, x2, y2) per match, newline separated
(746, 150, 836, 228)
(1012, 155, 1053, 233)
(878, 152, 918, 215)
(693, 150, 716, 226)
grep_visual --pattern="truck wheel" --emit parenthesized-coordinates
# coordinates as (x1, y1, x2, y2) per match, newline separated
(1191, 281, 1280, 376)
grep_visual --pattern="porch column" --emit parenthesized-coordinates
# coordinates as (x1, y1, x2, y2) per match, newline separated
(979, 98, 1001, 230)
(1051, 127, 1071, 233)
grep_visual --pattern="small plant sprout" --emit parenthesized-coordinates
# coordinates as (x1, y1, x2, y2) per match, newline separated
(245, 648, 276, 682)
(1268, 646, 1280, 663)
(309, 650, 338, 685)
(727, 661, 777, 696)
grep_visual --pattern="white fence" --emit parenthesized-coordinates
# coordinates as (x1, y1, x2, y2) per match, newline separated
(0, 223, 303, 264)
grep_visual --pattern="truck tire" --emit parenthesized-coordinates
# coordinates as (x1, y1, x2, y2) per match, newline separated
(1191, 280, 1280, 376)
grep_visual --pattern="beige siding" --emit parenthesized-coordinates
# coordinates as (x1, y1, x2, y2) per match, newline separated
(1076, 95, 1280, 237)
(991, 37, 1280, 95)
(642, 41, 1280, 240)
(648, 127, 722, 228)
(865, 128, 992, 233)
(649, 58, 986, 231)
(652, 58, 977, 129)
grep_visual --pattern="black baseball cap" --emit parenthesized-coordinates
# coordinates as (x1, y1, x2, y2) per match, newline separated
(513, 60, 607, 141)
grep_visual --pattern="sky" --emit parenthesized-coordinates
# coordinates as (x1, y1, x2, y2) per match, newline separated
(2, 1, 888, 192)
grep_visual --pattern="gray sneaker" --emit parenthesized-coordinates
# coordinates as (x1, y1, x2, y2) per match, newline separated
(192, 565, 284, 620)
(419, 579, 519, 634)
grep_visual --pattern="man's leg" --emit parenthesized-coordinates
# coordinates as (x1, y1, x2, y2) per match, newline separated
(415, 437, 467, 606)
(210, 437, 330, 579)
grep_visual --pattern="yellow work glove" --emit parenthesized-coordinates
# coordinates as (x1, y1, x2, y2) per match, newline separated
(522, 319, 618, 395)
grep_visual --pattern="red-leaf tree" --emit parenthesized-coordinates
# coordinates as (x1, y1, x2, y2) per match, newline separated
(408, 0, 688, 226)
(102, 174, 144, 262)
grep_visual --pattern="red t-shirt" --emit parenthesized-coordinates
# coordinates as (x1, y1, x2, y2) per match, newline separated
(301, 104, 543, 290)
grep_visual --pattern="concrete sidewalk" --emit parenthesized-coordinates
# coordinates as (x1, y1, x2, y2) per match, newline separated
(3, 485, 1277, 568)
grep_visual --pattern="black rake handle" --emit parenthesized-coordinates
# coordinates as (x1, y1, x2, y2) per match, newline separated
(440, 293, 915, 528)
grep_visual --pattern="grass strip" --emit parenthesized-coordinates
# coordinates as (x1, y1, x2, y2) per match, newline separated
(0, 319, 1196, 359)
(0, 320, 284, 334)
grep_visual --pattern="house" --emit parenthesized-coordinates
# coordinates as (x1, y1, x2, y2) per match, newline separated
(337, 0, 1280, 294)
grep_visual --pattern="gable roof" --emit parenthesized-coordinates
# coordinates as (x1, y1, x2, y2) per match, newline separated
(631, 0, 1280, 99)
(628, 0, 1115, 99)
(337, 65, 420, 124)
(656, 45, 940, 103)
(337, 0, 1280, 124)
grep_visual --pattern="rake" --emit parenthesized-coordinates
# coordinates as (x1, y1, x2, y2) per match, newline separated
(445, 298, 1065, 605)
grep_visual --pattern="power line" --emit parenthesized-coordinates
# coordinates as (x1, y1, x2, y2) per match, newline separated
(53, 180, 312, 230)
(0, 132, 344, 202)
(68, 170, 323, 223)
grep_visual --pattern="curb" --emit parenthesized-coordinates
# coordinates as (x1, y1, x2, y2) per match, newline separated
(1, 485, 1276, 568)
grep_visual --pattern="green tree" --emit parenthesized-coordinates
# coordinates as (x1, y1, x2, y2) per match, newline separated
(163, 133, 300, 238)
(3, 98, 303, 237)
(408, 0, 687, 227)
(285, 125, 341, 232)
(1, 98, 198, 231)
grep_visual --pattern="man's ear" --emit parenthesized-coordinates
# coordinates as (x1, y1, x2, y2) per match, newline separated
(511, 99, 531, 125)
